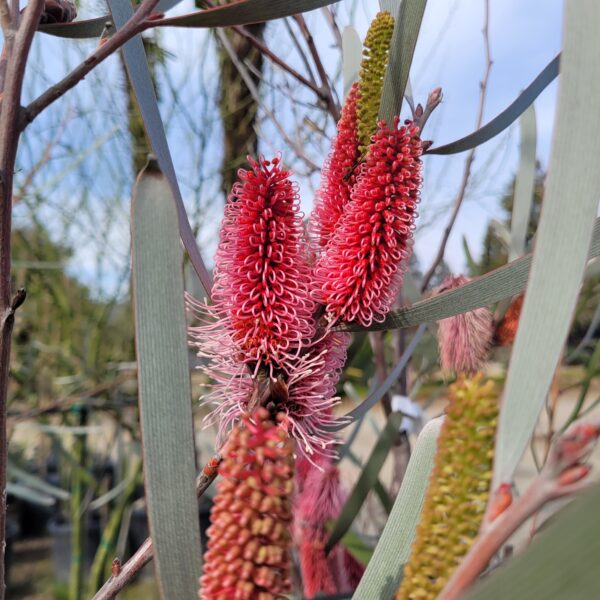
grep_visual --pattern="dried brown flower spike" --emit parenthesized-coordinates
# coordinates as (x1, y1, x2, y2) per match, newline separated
(199, 408, 294, 600)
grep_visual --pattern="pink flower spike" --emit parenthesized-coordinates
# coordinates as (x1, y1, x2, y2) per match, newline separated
(208, 155, 316, 374)
(310, 83, 361, 249)
(436, 275, 493, 374)
(315, 117, 423, 327)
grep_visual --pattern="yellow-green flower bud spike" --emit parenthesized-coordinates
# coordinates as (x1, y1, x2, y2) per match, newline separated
(357, 11, 395, 153)
(396, 374, 499, 600)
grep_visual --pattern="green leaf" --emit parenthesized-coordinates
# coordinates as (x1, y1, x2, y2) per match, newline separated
(158, 0, 342, 28)
(326, 324, 426, 430)
(427, 55, 559, 155)
(8, 462, 70, 500)
(338, 217, 600, 333)
(332, 526, 374, 566)
(493, 1, 600, 488)
(325, 412, 403, 554)
(7, 482, 56, 507)
(132, 162, 202, 598)
(38, 1, 183, 39)
(352, 417, 442, 599)
(109, 1, 213, 297)
(342, 26, 362, 98)
(344, 450, 393, 515)
(378, 0, 428, 123)
(464, 484, 600, 600)
(508, 104, 537, 261)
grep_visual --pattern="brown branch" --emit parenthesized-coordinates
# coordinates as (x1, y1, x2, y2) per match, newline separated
(420, 0, 492, 293)
(0, 3, 44, 596)
(92, 452, 223, 600)
(293, 14, 340, 122)
(21, 0, 159, 129)
(439, 419, 600, 600)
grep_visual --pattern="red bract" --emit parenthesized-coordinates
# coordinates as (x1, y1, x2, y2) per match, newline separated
(310, 83, 361, 249)
(200, 156, 316, 375)
(315, 118, 422, 326)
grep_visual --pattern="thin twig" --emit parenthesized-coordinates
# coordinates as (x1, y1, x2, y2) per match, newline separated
(92, 452, 222, 600)
(293, 14, 341, 122)
(22, 0, 160, 128)
(420, 0, 492, 292)
(0, 3, 44, 595)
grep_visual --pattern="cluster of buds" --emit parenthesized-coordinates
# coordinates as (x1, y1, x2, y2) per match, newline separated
(397, 374, 498, 600)
(199, 409, 294, 600)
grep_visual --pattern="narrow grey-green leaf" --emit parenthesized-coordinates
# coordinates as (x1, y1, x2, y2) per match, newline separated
(378, 0, 427, 123)
(132, 163, 202, 598)
(158, 0, 342, 27)
(7, 483, 56, 507)
(342, 26, 362, 98)
(352, 417, 442, 599)
(325, 412, 403, 553)
(338, 217, 600, 333)
(326, 324, 426, 430)
(509, 104, 537, 261)
(109, 0, 213, 296)
(8, 462, 70, 500)
(427, 55, 559, 155)
(464, 484, 600, 600)
(493, 1, 600, 488)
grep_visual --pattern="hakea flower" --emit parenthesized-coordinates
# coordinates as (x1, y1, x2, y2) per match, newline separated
(357, 11, 395, 152)
(495, 293, 524, 346)
(396, 375, 498, 600)
(436, 276, 493, 374)
(295, 458, 365, 598)
(310, 83, 361, 249)
(199, 408, 294, 600)
(203, 155, 316, 375)
(315, 117, 422, 327)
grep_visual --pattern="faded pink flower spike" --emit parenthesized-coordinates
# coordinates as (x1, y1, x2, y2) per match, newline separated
(296, 459, 364, 598)
(310, 83, 361, 249)
(436, 275, 493, 374)
(315, 117, 422, 327)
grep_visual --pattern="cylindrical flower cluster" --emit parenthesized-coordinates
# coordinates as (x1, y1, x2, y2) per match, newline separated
(210, 156, 316, 374)
(495, 293, 524, 346)
(357, 11, 395, 152)
(200, 408, 294, 600)
(396, 375, 498, 600)
(316, 117, 422, 326)
(436, 275, 493, 374)
(310, 83, 361, 249)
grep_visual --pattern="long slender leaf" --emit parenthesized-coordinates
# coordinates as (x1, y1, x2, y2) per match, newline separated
(352, 417, 443, 599)
(493, 2, 600, 488)
(464, 484, 600, 600)
(427, 55, 559, 155)
(38, 0, 183, 38)
(509, 104, 537, 261)
(339, 217, 600, 333)
(327, 324, 426, 431)
(8, 462, 70, 500)
(378, 0, 428, 123)
(109, 1, 213, 297)
(342, 26, 362, 98)
(325, 412, 403, 553)
(132, 162, 202, 598)
(345, 450, 392, 514)
(6, 483, 56, 507)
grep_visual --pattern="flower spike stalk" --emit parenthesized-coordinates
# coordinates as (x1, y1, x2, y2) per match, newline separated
(396, 375, 498, 600)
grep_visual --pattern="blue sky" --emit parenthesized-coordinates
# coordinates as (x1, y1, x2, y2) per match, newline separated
(13, 0, 565, 295)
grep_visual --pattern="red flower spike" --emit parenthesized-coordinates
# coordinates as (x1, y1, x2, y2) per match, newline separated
(310, 83, 361, 249)
(436, 275, 493, 374)
(191, 155, 316, 376)
(199, 409, 294, 600)
(495, 294, 524, 346)
(315, 117, 422, 326)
